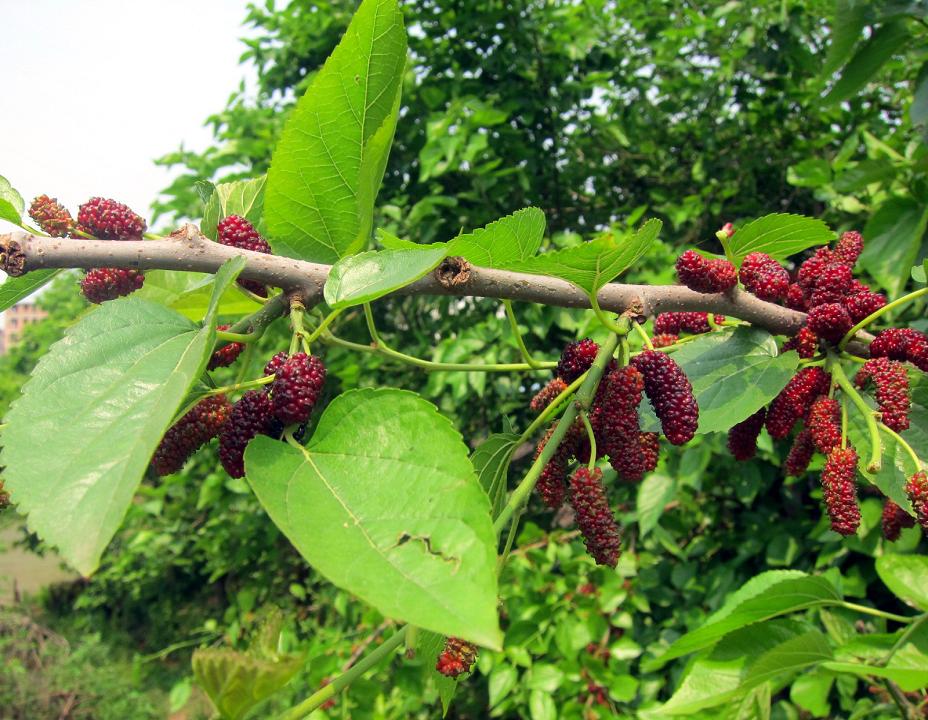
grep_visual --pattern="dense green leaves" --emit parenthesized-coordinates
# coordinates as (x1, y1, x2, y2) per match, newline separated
(821, 0, 868, 76)
(0, 270, 61, 312)
(876, 555, 928, 611)
(823, 21, 910, 105)
(860, 198, 928, 296)
(324, 246, 448, 309)
(201, 176, 267, 240)
(192, 648, 302, 720)
(245, 389, 501, 648)
(727, 214, 833, 263)
(265, 0, 406, 263)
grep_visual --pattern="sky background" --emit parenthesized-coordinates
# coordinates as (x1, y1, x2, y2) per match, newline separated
(0, 0, 255, 236)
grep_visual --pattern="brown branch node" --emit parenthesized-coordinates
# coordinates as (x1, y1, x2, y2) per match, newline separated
(436, 256, 472, 288)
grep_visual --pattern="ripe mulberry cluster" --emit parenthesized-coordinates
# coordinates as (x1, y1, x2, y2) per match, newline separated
(556, 339, 600, 382)
(591, 366, 649, 481)
(569, 467, 622, 567)
(219, 391, 275, 478)
(869, 328, 928, 372)
(208, 325, 246, 371)
(906, 472, 928, 531)
(675, 250, 737, 294)
(217, 215, 271, 296)
(784, 430, 816, 477)
(630, 350, 698, 445)
(806, 396, 841, 454)
(781, 327, 818, 359)
(765, 367, 830, 439)
(654, 312, 724, 336)
(739, 252, 790, 301)
(435, 637, 478, 678)
(807, 303, 853, 344)
(727, 408, 766, 461)
(80, 268, 144, 304)
(269, 353, 326, 425)
(77, 197, 147, 239)
(534, 423, 574, 508)
(29, 195, 73, 236)
(263, 351, 289, 377)
(651, 333, 679, 348)
(530, 378, 568, 413)
(151, 395, 231, 476)
(821, 447, 861, 536)
(855, 357, 910, 432)
(881, 500, 915, 542)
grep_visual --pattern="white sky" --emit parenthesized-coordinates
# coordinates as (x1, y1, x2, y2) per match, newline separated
(0, 0, 256, 235)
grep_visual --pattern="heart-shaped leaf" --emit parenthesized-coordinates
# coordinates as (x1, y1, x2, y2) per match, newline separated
(192, 648, 302, 720)
(324, 246, 448, 309)
(728, 214, 833, 263)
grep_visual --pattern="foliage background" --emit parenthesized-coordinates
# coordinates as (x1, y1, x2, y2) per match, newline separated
(2, 0, 927, 717)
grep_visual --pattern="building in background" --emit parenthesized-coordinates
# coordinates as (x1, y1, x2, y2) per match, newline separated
(0, 303, 48, 355)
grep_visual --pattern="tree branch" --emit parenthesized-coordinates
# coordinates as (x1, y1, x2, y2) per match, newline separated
(0, 225, 874, 343)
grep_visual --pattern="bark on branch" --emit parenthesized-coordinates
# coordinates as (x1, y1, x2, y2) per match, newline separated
(0, 225, 871, 343)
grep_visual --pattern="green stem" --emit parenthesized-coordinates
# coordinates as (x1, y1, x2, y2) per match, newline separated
(839, 286, 928, 350)
(832, 360, 882, 472)
(289, 301, 306, 355)
(496, 508, 523, 574)
(590, 294, 626, 335)
(172, 375, 274, 423)
(883, 680, 917, 720)
(504, 300, 544, 368)
(717, 233, 737, 267)
(631, 321, 653, 350)
(518, 373, 588, 444)
(840, 351, 868, 364)
(580, 411, 597, 470)
(878, 423, 923, 472)
(839, 601, 914, 625)
(280, 626, 408, 720)
(234, 341, 258, 386)
(216, 329, 256, 343)
(305, 308, 344, 343)
(226, 292, 288, 336)
(883, 614, 928, 665)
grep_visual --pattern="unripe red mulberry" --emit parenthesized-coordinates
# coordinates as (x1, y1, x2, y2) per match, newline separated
(534, 424, 573, 508)
(630, 350, 698, 445)
(217, 215, 271, 296)
(807, 396, 841, 454)
(881, 500, 915, 542)
(784, 283, 808, 311)
(77, 197, 146, 239)
(845, 290, 886, 324)
(727, 408, 766, 461)
(557, 339, 600, 382)
(808, 263, 853, 307)
(80, 268, 144, 303)
(718, 222, 735, 239)
(905, 471, 928, 531)
(590, 366, 647, 479)
(821, 446, 860, 536)
(797, 248, 833, 290)
(653, 312, 725, 336)
(151, 395, 231, 476)
(436, 637, 477, 678)
(675, 250, 737, 293)
(569, 466, 622, 567)
(833, 230, 864, 266)
(208, 324, 245, 371)
(29, 195, 73, 236)
(782, 327, 818, 359)
(739, 252, 789, 301)
(530, 377, 568, 413)
(219, 391, 275, 478)
(651, 333, 679, 348)
(765, 367, 831, 439)
(263, 351, 289, 377)
(807, 303, 853, 344)
(855, 357, 910, 432)
(270, 353, 326, 425)
(785, 430, 815, 476)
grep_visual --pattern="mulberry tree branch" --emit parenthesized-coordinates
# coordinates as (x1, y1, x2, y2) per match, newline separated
(0, 225, 874, 344)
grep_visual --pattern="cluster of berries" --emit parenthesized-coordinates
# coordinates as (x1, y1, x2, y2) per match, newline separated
(29, 195, 147, 304)
(435, 636, 478, 678)
(215, 215, 272, 297)
(530, 338, 698, 567)
(651, 311, 726, 348)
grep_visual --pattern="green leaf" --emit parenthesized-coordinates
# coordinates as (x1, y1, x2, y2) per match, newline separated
(822, 0, 868, 76)
(645, 573, 840, 670)
(743, 630, 833, 686)
(912, 262, 926, 283)
(875, 555, 928, 610)
(860, 198, 928, 297)
(264, 0, 406, 263)
(790, 670, 834, 717)
(786, 158, 832, 188)
(640, 328, 800, 435)
(0, 261, 241, 574)
(201, 176, 267, 240)
(324, 246, 448, 309)
(192, 648, 302, 720)
(193, 180, 216, 205)
(823, 20, 910, 105)
(825, 624, 928, 691)
(509, 219, 661, 296)
(0, 174, 25, 222)
(637, 474, 675, 537)
(471, 432, 519, 520)
(135, 270, 261, 320)
(912, 61, 928, 129)
(0, 270, 61, 312)
(832, 159, 896, 194)
(245, 389, 501, 649)
(727, 214, 833, 263)
(529, 689, 556, 720)
(488, 664, 518, 708)
(415, 630, 458, 716)
(447, 208, 546, 268)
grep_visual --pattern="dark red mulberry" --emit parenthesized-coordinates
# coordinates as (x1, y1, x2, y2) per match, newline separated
(436, 637, 477, 678)
(29, 195, 73, 236)
(219, 391, 275, 478)
(727, 408, 766, 461)
(651, 333, 679, 348)
(821, 446, 860, 536)
(151, 395, 231, 476)
(739, 252, 790, 301)
(797, 248, 833, 290)
(855, 357, 910, 432)
(80, 268, 144, 303)
(869, 328, 928, 372)
(807, 303, 853, 344)
(881, 500, 915, 542)
(905, 471, 928, 531)
(569, 466, 622, 567)
(765, 367, 831, 439)
(845, 290, 886, 324)
(217, 215, 271, 296)
(640, 432, 660, 473)
(675, 250, 737, 293)
(208, 324, 246, 371)
(77, 197, 146, 239)
(263, 351, 289, 377)
(833, 230, 864, 266)
(530, 378, 568, 413)
(534, 424, 573, 508)
(809, 263, 853, 307)
(557, 339, 600, 383)
(590, 366, 647, 480)
(630, 350, 698, 445)
(653, 312, 724, 336)
(782, 327, 819, 359)
(269, 353, 326, 425)
(785, 430, 816, 476)
(784, 283, 808, 311)
(807, 396, 842, 454)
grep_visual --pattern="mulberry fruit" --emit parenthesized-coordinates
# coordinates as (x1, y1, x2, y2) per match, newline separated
(881, 500, 915, 542)
(263, 351, 289, 377)
(269, 353, 326, 425)
(785, 430, 816, 476)
(569, 466, 622, 567)
(29, 195, 73, 236)
(216, 215, 271, 296)
(845, 290, 886, 324)
(654, 312, 724, 336)
(630, 350, 698, 445)
(765, 367, 831, 439)
(675, 250, 737, 293)
(821, 446, 861, 536)
(77, 197, 146, 239)
(808, 263, 852, 307)
(436, 637, 477, 678)
(530, 377, 568, 413)
(833, 230, 864, 266)
(784, 283, 808, 311)
(80, 268, 144, 303)
(807, 303, 853, 344)
(534, 424, 574, 508)
(796, 248, 833, 290)
(591, 366, 648, 481)
(807, 396, 842, 454)
(905, 471, 928, 530)
(151, 395, 231, 476)
(855, 357, 910, 432)
(219, 391, 275, 478)
(640, 432, 660, 473)
(727, 408, 766, 461)
(651, 333, 679, 348)
(208, 325, 246, 371)
(739, 252, 790, 301)
(869, 328, 928, 372)
(557, 339, 600, 383)
(782, 327, 818, 359)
